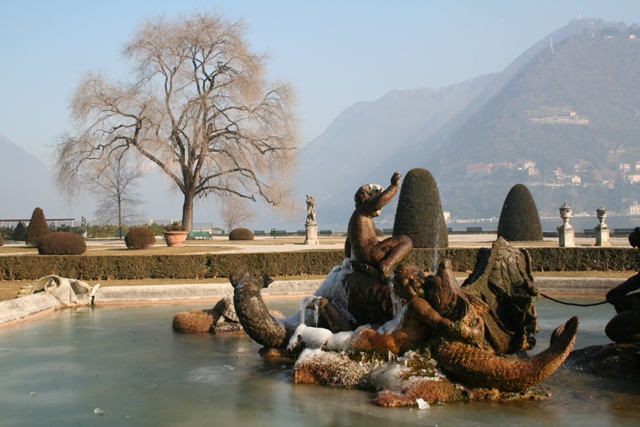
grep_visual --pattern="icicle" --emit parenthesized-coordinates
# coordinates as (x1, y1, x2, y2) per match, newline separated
(387, 273, 403, 317)
(300, 296, 322, 326)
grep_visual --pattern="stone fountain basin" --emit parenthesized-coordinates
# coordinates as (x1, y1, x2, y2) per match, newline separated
(0, 297, 639, 426)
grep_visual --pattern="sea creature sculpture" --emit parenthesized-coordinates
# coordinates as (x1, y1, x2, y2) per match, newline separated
(231, 239, 578, 398)
(223, 171, 579, 402)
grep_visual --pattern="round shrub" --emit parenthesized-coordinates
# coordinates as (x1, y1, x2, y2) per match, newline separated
(629, 227, 640, 248)
(497, 184, 543, 241)
(26, 207, 50, 247)
(13, 221, 27, 241)
(38, 232, 87, 255)
(229, 228, 255, 241)
(393, 168, 448, 248)
(125, 226, 157, 250)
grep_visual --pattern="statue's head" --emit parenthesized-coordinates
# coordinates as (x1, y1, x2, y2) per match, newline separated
(392, 263, 426, 300)
(354, 184, 383, 211)
(229, 269, 250, 288)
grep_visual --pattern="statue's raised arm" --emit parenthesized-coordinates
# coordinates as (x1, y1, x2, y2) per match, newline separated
(346, 171, 412, 278)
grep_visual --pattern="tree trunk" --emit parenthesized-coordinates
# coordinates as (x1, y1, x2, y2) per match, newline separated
(118, 192, 123, 240)
(182, 192, 195, 232)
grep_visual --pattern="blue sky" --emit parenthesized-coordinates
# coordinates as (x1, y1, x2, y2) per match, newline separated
(2, 0, 640, 166)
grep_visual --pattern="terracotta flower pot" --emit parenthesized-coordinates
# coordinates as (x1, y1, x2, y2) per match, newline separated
(163, 231, 189, 247)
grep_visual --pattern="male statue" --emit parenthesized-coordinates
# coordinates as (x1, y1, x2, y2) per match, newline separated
(306, 194, 316, 223)
(345, 171, 413, 278)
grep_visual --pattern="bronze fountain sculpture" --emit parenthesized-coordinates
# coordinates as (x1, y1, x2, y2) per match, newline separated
(175, 172, 580, 406)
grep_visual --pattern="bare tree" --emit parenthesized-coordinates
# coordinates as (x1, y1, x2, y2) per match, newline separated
(89, 152, 145, 239)
(55, 11, 299, 231)
(220, 197, 257, 232)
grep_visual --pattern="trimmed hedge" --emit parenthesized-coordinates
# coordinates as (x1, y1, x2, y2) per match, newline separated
(125, 227, 156, 250)
(1, 247, 639, 281)
(497, 184, 543, 241)
(393, 168, 449, 248)
(26, 207, 50, 247)
(13, 222, 27, 241)
(37, 232, 87, 255)
(229, 228, 255, 241)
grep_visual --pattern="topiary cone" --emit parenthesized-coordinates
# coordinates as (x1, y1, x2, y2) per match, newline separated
(497, 184, 543, 241)
(26, 207, 50, 247)
(13, 221, 27, 241)
(393, 168, 448, 248)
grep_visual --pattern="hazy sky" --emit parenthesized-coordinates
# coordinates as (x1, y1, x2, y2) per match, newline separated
(2, 0, 640, 166)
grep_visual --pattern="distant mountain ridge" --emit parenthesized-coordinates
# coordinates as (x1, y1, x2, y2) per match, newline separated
(296, 74, 497, 226)
(428, 19, 640, 218)
(0, 134, 68, 219)
(297, 18, 640, 228)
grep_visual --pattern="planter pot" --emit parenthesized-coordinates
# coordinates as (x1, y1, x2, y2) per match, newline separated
(163, 231, 189, 247)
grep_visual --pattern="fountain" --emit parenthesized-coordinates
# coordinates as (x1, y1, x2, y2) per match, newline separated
(1, 299, 639, 426)
(212, 172, 587, 405)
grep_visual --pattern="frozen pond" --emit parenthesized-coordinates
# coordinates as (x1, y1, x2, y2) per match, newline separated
(0, 297, 639, 426)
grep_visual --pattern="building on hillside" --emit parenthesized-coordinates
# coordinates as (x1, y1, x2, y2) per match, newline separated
(466, 163, 492, 177)
(630, 201, 640, 215)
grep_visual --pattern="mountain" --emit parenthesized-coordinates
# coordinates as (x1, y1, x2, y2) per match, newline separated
(0, 135, 186, 225)
(296, 18, 640, 228)
(426, 19, 640, 218)
(0, 135, 70, 219)
(296, 75, 496, 228)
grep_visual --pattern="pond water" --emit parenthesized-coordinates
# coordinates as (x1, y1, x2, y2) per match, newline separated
(0, 297, 639, 427)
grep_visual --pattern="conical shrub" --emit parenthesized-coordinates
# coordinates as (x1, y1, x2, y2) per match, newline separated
(393, 168, 448, 248)
(497, 184, 543, 241)
(13, 221, 27, 241)
(26, 207, 50, 247)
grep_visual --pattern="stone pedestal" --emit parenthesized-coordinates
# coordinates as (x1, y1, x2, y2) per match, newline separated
(558, 202, 575, 247)
(558, 225, 575, 247)
(595, 226, 610, 246)
(305, 221, 318, 245)
(595, 206, 610, 246)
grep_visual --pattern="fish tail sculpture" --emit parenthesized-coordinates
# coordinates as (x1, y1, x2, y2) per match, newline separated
(232, 272, 298, 349)
(432, 316, 578, 391)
